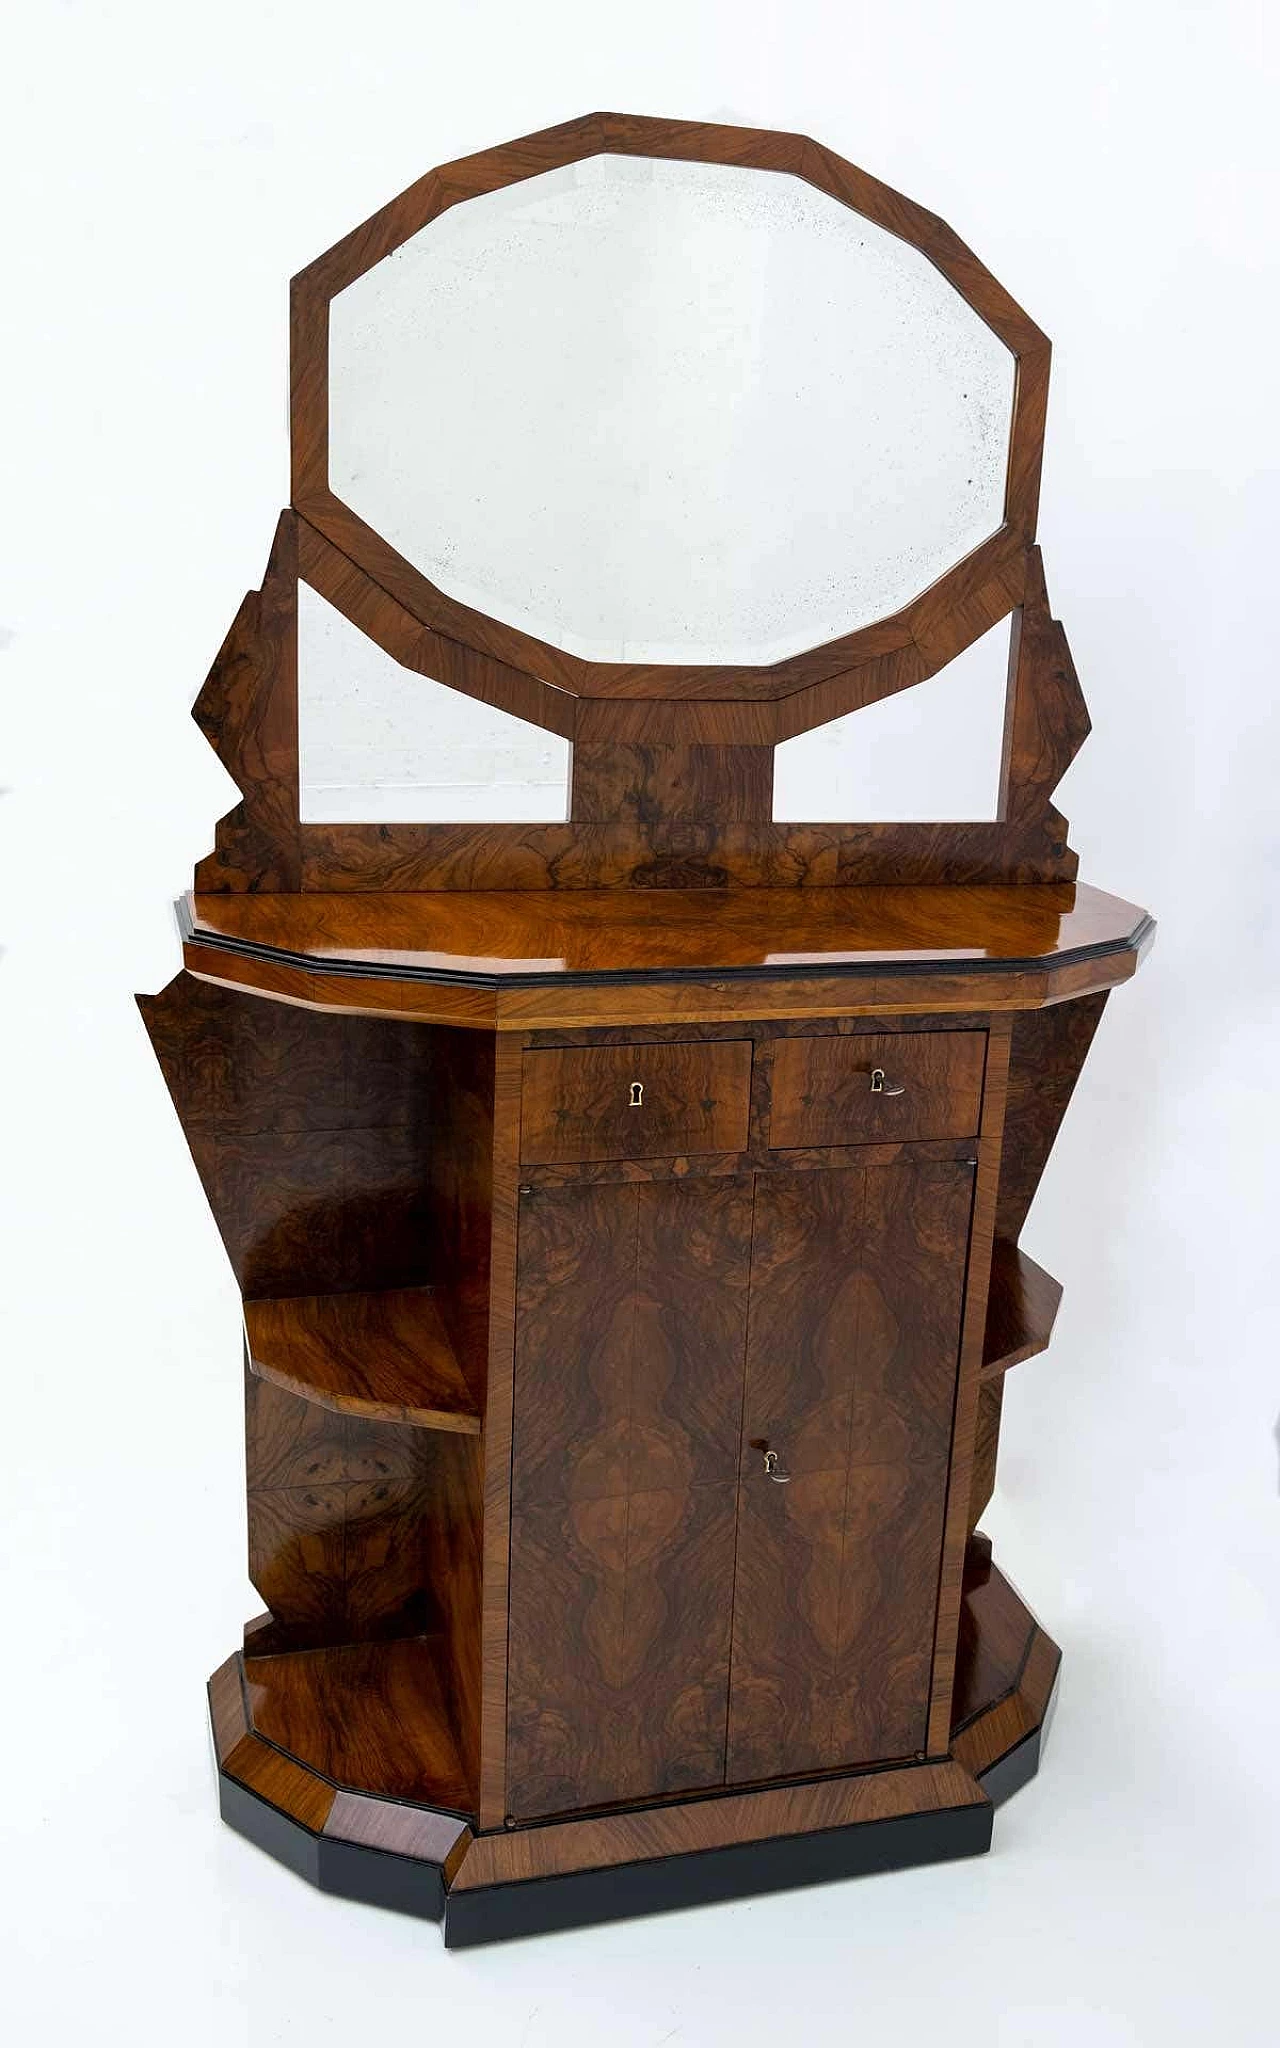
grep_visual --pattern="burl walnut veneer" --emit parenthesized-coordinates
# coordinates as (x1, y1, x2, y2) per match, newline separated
(140, 114, 1152, 1946)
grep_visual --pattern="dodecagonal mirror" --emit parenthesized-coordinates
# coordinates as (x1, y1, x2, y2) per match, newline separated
(324, 151, 1017, 669)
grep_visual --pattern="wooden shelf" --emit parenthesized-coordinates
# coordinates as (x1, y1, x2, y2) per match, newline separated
(981, 1241, 1062, 1380)
(244, 1287, 480, 1433)
(242, 1634, 474, 1811)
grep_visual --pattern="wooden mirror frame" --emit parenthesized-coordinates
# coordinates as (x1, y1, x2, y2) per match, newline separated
(196, 113, 1088, 894)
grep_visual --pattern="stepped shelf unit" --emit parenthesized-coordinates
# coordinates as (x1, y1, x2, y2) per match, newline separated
(141, 113, 1153, 1947)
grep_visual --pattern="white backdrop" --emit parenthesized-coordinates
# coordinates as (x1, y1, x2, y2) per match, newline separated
(2, 4, 1277, 2043)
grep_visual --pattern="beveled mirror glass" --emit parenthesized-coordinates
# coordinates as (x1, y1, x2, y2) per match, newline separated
(297, 582, 570, 822)
(772, 616, 1013, 822)
(328, 153, 1016, 667)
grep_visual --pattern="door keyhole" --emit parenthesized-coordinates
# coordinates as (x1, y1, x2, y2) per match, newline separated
(750, 1438, 791, 1484)
(869, 1067, 906, 1097)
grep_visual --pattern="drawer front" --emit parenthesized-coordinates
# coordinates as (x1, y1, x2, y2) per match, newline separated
(521, 1041, 752, 1164)
(769, 1031, 986, 1148)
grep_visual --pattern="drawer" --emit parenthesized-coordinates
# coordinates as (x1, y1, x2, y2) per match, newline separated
(520, 1041, 753, 1164)
(769, 1031, 986, 1148)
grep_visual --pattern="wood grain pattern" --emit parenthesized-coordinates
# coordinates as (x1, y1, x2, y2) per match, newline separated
(244, 1364, 433, 1648)
(422, 1026, 496, 1404)
(291, 112, 1047, 709)
(999, 549, 1090, 823)
(769, 1030, 986, 1148)
(323, 1789, 470, 1875)
(909, 526, 1027, 672)
(221, 1729, 337, 1833)
(243, 1636, 473, 1809)
(570, 744, 774, 823)
(185, 881, 1147, 976)
(923, 1017, 1013, 1753)
(146, 128, 1150, 1904)
(212, 1650, 475, 1869)
(574, 696, 779, 744)
(771, 641, 927, 744)
(297, 517, 575, 740)
(505, 1176, 753, 1818)
(138, 972, 436, 1296)
(192, 512, 300, 892)
(1006, 346, 1051, 541)
(242, 1350, 481, 1670)
(996, 990, 1109, 1242)
(952, 1624, 1059, 1780)
(520, 1040, 752, 1164)
(951, 1549, 1038, 1724)
(477, 1035, 526, 1828)
(178, 885, 1153, 1034)
(726, 1161, 972, 1781)
(947, 1550, 1060, 1779)
(518, 1135, 975, 1190)
(418, 1429, 483, 1796)
(294, 815, 1078, 895)
(451, 1757, 986, 1888)
(244, 1287, 480, 1431)
(981, 1241, 1062, 1378)
(166, 115, 1100, 894)
(185, 517, 1099, 894)
(968, 1379, 1004, 1532)
(209, 1653, 250, 1762)
(181, 946, 1142, 1031)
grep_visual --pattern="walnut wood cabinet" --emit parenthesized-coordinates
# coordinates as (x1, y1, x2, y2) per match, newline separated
(507, 1052, 982, 1821)
(139, 114, 1153, 1946)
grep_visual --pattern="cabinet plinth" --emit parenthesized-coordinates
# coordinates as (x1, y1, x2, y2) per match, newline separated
(140, 881, 1147, 1941)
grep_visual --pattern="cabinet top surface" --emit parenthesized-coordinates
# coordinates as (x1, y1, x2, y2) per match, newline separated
(185, 882, 1152, 991)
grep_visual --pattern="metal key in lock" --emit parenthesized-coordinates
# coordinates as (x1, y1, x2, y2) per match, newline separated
(750, 1437, 791, 1483)
(869, 1066, 905, 1096)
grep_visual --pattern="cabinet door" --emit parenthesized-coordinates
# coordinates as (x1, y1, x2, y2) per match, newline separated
(506, 1175, 752, 1819)
(726, 1160, 972, 1784)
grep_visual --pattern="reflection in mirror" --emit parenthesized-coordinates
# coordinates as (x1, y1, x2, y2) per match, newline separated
(772, 615, 1013, 822)
(329, 154, 1016, 666)
(297, 583, 570, 823)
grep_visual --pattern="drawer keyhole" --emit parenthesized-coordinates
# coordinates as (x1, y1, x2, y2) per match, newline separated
(869, 1067, 906, 1097)
(629, 1081, 644, 1108)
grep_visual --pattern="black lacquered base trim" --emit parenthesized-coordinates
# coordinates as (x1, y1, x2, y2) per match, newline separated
(442, 1802, 993, 1949)
(213, 1652, 1059, 1946)
(978, 1661, 1060, 1808)
(217, 1774, 446, 1921)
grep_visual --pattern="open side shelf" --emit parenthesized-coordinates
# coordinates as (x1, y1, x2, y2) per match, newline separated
(981, 1240, 1062, 1380)
(243, 1287, 481, 1433)
(241, 1633, 475, 1813)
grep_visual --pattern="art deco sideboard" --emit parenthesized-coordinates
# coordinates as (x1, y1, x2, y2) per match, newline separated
(140, 114, 1153, 1946)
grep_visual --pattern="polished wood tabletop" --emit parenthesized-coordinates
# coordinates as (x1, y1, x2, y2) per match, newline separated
(186, 882, 1152, 987)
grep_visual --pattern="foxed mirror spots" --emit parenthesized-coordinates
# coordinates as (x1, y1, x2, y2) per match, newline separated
(773, 614, 1014, 822)
(297, 581, 570, 823)
(328, 154, 1016, 667)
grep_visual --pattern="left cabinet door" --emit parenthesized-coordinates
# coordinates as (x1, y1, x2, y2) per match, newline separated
(505, 1175, 753, 1821)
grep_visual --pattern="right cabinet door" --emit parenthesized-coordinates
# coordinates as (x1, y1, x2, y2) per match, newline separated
(726, 1159, 974, 1784)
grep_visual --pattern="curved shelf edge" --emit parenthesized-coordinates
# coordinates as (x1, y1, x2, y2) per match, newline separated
(981, 1240, 1062, 1381)
(243, 1287, 481, 1433)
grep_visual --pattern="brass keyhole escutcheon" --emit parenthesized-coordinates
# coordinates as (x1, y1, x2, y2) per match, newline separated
(629, 1081, 644, 1108)
(750, 1437, 791, 1484)
(869, 1067, 906, 1097)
